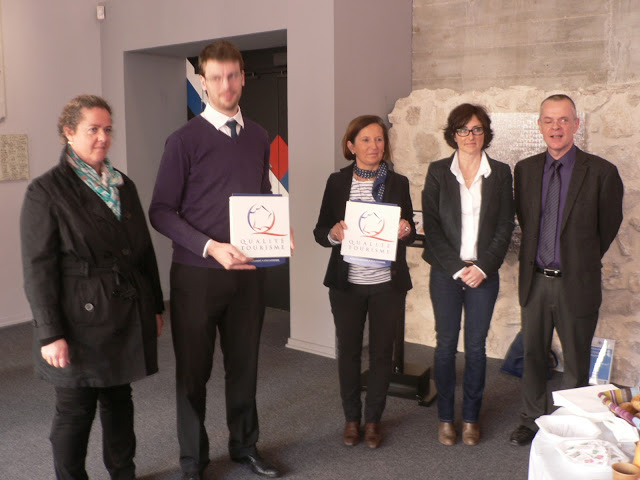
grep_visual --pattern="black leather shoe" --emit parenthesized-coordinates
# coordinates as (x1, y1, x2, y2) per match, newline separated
(510, 425, 536, 446)
(233, 453, 282, 478)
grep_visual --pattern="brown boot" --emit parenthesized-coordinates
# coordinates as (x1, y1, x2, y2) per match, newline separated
(462, 421, 480, 446)
(342, 421, 360, 446)
(364, 422, 382, 449)
(438, 421, 457, 446)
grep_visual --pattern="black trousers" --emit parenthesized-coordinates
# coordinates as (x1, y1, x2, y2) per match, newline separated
(170, 263, 265, 474)
(329, 282, 405, 423)
(51, 384, 135, 480)
(520, 273, 599, 430)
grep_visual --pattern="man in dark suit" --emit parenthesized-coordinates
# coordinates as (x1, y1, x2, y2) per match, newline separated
(509, 94, 623, 446)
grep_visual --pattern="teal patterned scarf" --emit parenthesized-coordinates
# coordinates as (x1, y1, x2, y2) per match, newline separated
(66, 145, 124, 220)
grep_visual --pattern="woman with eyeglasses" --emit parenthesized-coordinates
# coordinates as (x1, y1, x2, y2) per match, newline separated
(421, 104, 514, 446)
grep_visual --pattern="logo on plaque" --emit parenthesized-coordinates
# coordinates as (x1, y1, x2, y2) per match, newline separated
(247, 204, 286, 236)
(358, 211, 392, 242)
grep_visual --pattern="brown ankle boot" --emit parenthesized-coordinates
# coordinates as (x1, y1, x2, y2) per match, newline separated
(438, 421, 457, 446)
(462, 421, 480, 446)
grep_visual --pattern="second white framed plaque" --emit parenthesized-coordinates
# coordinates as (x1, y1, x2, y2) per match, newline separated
(341, 200, 400, 266)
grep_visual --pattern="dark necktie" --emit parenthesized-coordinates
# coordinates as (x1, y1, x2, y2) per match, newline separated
(226, 119, 238, 139)
(539, 160, 562, 266)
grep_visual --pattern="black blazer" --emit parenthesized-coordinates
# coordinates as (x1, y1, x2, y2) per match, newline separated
(313, 163, 415, 292)
(514, 147, 623, 316)
(421, 154, 515, 277)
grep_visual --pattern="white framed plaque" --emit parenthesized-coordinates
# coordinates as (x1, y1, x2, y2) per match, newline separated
(229, 194, 291, 267)
(341, 200, 400, 267)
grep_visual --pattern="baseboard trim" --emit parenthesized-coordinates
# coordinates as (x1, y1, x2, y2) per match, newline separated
(0, 314, 31, 329)
(286, 337, 336, 359)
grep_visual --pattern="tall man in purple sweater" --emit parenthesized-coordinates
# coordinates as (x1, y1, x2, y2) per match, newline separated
(149, 40, 282, 480)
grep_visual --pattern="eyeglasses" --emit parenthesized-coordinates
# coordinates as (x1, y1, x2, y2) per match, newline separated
(540, 118, 575, 127)
(456, 126, 484, 137)
(205, 71, 243, 85)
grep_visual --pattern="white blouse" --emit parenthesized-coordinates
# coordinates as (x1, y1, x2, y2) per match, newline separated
(450, 151, 492, 279)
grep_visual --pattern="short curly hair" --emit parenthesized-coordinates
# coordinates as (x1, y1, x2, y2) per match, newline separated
(443, 103, 493, 150)
(57, 94, 112, 144)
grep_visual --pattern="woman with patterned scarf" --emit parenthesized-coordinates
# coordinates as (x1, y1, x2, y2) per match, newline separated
(20, 94, 164, 480)
(313, 115, 415, 449)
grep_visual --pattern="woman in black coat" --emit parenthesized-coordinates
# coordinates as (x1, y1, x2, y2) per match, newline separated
(422, 104, 514, 446)
(20, 95, 164, 480)
(314, 115, 415, 449)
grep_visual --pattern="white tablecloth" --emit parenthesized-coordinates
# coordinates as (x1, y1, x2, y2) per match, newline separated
(528, 407, 636, 480)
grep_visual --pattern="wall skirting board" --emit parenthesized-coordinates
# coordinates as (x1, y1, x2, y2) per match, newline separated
(286, 338, 336, 359)
(0, 313, 31, 329)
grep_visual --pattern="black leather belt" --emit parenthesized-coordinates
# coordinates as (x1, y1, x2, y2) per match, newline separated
(535, 266, 562, 277)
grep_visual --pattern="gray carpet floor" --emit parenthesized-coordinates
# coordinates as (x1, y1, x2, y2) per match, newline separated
(0, 308, 562, 480)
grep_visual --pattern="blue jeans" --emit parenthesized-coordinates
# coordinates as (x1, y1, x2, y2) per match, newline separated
(430, 268, 499, 423)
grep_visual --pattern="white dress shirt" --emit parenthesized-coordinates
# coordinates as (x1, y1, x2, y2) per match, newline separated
(450, 151, 492, 279)
(201, 102, 244, 137)
(201, 103, 245, 258)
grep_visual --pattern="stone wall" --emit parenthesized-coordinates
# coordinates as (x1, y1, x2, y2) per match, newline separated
(412, 0, 640, 92)
(389, 85, 640, 386)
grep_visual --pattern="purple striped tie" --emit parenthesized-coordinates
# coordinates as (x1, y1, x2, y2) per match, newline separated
(539, 161, 561, 266)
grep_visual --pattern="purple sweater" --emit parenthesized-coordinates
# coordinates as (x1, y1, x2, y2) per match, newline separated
(149, 115, 271, 268)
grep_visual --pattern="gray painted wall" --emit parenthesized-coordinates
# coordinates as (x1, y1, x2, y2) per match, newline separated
(334, 0, 413, 169)
(123, 53, 186, 290)
(0, 0, 102, 327)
